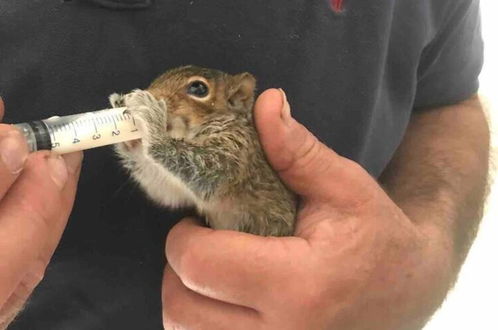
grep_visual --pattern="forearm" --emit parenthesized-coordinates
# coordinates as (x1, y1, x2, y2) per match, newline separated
(380, 95, 490, 272)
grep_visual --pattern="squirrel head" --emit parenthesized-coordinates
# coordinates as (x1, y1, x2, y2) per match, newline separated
(147, 65, 256, 138)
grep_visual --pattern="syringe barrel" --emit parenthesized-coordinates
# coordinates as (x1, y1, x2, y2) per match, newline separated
(14, 107, 142, 154)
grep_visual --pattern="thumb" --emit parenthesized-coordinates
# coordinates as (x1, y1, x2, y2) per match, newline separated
(254, 88, 377, 206)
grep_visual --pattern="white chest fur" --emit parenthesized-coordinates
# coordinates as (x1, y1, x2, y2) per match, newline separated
(127, 147, 202, 208)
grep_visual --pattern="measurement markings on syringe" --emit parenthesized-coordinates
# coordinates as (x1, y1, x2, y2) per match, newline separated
(71, 121, 80, 144)
(123, 111, 139, 133)
(51, 123, 66, 148)
(16, 108, 141, 153)
(92, 117, 101, 140)
(110, 113, 120, 136)
(49, 124, 57, 142)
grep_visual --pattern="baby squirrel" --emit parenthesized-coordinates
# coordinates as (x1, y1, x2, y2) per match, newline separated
(110, 66, 297, 236)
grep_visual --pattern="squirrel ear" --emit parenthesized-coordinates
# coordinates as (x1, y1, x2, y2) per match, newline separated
(227, 73, 256, 112)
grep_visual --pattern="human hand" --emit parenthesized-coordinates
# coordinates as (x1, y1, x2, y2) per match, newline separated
(0, 98, 83, 328)
(162, 89, 453, 330)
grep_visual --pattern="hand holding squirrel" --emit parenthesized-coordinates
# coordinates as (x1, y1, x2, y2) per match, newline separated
(161, 89, 454, 329)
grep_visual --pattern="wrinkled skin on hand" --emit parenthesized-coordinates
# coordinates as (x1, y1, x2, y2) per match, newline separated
(162, 89, 453, 330)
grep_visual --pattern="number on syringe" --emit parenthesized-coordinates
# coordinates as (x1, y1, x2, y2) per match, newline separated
(124, 111, 139, 133)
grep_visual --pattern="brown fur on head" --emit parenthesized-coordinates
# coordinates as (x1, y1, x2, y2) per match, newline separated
(146, 66, 256, 138)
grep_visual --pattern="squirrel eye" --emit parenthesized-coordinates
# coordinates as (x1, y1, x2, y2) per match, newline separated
(186, 80, 209, 98)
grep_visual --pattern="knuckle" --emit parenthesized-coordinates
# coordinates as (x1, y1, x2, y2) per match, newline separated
(0, 123, 18, 136)
(0, 123, 10, 130)
(279, 134, 321, 174)
(20, 271, 45, 295)
(166, 227, 203, 287)
(165, 222, 209, 292)
(15, 266, 46, 300)
(342, 157, 367, 176)
(294, 135, 320, 167)
(6, 126, 21, 137)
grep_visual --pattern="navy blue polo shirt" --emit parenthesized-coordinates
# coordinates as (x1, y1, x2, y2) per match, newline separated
(0, 0, 483, 328)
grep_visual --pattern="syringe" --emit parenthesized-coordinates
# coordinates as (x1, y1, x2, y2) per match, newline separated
(14, 107, 142, 154)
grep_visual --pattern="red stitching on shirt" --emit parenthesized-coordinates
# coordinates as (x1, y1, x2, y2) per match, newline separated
(330, 0, 344, 12)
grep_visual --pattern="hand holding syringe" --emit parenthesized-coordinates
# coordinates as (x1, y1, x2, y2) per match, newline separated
(15, 107, 142, 153)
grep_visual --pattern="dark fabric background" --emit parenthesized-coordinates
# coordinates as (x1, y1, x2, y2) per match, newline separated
(0, 0, 482, 328)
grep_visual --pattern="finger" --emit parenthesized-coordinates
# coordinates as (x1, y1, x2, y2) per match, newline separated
(0, 125, 29, 200)
(0, 151, 82, 304)
(162, 264, 260, 330)
(253, 88, 378, 206)
(40, 152, 83, 257)
(166, 218, 311, 309)
(0, 260, 45, 327)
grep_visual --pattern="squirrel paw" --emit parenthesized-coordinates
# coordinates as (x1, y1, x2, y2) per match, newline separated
(109, 93, 125, 108)
(121, 89, 168, 147)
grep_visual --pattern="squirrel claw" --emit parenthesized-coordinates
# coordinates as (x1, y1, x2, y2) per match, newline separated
(109, 93, 125, 108)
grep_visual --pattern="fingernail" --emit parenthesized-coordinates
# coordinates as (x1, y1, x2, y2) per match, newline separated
(62, 151, 83, 174)
(47, 154, 68, 189)
(278, 88, 292, 124)
(0, 130, 29, 174)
